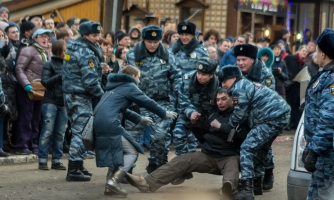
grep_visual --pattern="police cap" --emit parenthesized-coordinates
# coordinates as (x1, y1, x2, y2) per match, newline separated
(79, 21, 102, 36)
(177, 21, 196, 35)
(142, 25, 162, 40)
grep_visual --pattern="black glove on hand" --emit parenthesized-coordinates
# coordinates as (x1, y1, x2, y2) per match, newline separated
(302, 146, 309, 164)
(302, 147, 318, 173)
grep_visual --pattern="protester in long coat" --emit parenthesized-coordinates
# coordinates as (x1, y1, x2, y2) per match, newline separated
(93, 65, 177, 197)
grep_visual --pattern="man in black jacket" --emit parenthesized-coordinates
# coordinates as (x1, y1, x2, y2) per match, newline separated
(125, 88, 249, 198)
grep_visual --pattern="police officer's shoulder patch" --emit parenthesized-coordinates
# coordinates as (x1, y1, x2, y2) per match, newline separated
(232, 96, 238, 106)
(88, 59, 95, 68)
(330, 84, 334, 95)
(265, 78, 272, 87)
(64, 54, 71, 61)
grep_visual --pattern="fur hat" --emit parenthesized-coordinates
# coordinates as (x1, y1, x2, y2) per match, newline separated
(142, 25, 162, 40)
(316, 28, 334, 59)
(0, 6, 10, 20)
(234, 44, 258, 60)
(79, 21, 102, 36)
(196, 58, 217, 74)
(177, 21, 196, 35)
(218, 65, 242, 81)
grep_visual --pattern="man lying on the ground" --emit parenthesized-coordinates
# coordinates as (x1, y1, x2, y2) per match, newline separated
(125, 88, 249, 198)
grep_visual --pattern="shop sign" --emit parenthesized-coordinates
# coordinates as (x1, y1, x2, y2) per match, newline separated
(234, 0, 288, 17)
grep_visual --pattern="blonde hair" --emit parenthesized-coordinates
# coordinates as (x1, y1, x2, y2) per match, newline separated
(121, 65, 139, 77)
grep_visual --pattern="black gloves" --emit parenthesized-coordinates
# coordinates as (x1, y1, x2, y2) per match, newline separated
(302, 146, 318, 173)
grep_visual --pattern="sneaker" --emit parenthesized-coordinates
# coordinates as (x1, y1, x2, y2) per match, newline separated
(86, 150, 95, 156)
(15, 149, 32, 155)
(84, 153, 95, 159)
(51, 162, 66, 170)
(0, 148, 10, 157)
(32, 149, 38, 154)
(39, 163, 49, 170)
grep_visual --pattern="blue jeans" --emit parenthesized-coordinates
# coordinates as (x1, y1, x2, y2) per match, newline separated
(0, 118, 4, 148)
(38, 104, 68, 164)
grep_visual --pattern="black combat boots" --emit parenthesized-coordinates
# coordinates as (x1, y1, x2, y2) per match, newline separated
(79, 161, 93, 177)
(253, 177, 263, 195)
(263, 168, 274, 190)
(232, 179, 255, 200)
(66, 161, 91, 181)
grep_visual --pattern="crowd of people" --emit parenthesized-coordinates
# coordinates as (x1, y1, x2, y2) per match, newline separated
(0, 5, 333, 200)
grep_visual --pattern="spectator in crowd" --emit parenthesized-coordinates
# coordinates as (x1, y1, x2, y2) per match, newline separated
(257, 47, 274, 69)
(274, 28, 292, 55)
(203, 29, 220, 47)
(114, 46, 128, 73)
(15, 28, 51, 155)
(135, 21, 144, 31)
(303, 28, 312, 44)
(195, 30, 203, 42)
(19, 21, 35, 42)
(56, 27, 74, 41)
(115, 30, 131, 49)
(305, 41, 316, 63)
(0, 6, 9, 22)
(284, 45, 308, 130)
(162, 30, 178, 48)
(128, 26, 141, 46)
(44, 18, 55, 31)
(220, 35, 248, 69)
(100, 38, 115, 64)
(79, 18, 89, 25)
(305, 52, 319, 77)
(277, 39, 289, 59)
(271, 44, 289, 98)
(38, 40, 68, 170)
(207, 45, 217, 60)
(67, 17, 80, 31)
(28, 14, 43, 28)
(244, 32, 254, 44)
(104, 31, 114, 44)
(71, 28, 80, 39)
(217, 39, 231, 63)
(257, 37, 270, 48)
(56, 22, 68, 29)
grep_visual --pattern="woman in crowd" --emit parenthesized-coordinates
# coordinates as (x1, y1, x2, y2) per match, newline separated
(284, 45, 308, 130)
(162, 30, 179, 48)
(94, 65, 177, 197)
(100, 38, 115, 64)
(203, 29, 220, 47)
(114, 46, 128, 73)
(104, 31, 115, 45)
(15, 28, 50, 155)
(38, 40, 68, 170)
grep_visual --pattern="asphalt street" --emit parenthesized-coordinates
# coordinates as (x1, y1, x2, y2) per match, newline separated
(0, 134, 294, 200)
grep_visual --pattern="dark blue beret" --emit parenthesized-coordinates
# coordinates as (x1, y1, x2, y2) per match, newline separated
(316, 28, 334, 59)
(142, 25, 162, 40)
(79, 21, 102, 36)
(219, 65, 242, 81)
(196, 58, 217, 74)
(234, 44, 258, 60)
(177, 21, 196, 35)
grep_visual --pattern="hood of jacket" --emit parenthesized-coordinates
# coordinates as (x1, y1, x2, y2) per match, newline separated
(257, 47, 274, 69)
(128, 26, 142, 40)
(105, 73, 137, 90)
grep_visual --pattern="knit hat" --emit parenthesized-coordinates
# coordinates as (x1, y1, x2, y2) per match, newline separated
(20, 21, 35, 34)
(218, 65, 242, 81)
(226, 36, 234, 43)
(79, 18, 89, 25)
(279, 28, 289, 37)
(177, 21, 196, 35)
(79, 21, 102, 36)
(316, 28, 334, 59)
(28, 14, 43, 21)
(67, 17, 79, 28)
(234, 44, 258, 60)
(4, 22, 20, 33)
(115, 30, 129, 43)
(196, 58, 217, 74)
(0, 6, 10, 20)
(142, 25, 162, 40)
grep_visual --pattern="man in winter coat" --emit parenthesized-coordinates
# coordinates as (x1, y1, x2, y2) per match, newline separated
(62, 21, 104, 182)
(302, 28, 334, 200)
(171, 58, 220, 185)
(125, 25, 182, 173)
(219, 35, 248, 69)
(125, 88, 249, 199)
(219, 65, 290, 200)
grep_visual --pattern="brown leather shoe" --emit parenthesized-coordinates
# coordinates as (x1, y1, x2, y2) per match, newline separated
(125, 172, 150, 193)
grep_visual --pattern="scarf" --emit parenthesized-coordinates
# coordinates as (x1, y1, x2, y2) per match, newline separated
(32, 43, 48, 62)
(172, 38, 201, 55)
(76, 36, 104, 62)
(295, 53, 306, 65)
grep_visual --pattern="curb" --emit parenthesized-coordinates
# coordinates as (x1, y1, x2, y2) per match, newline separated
(0, 154, 38, 166)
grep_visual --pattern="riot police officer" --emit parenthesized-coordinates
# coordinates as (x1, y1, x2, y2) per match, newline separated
(62, 21, 104, 181)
